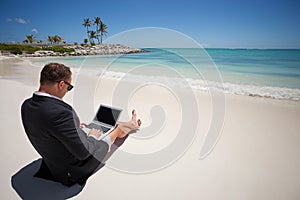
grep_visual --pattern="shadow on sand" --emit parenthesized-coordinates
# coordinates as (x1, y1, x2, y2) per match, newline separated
(11, 136, 128, 199)
(11, 159, 85, 200)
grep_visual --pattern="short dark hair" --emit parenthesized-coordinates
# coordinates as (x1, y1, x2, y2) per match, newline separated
(40, 63, 72, 85)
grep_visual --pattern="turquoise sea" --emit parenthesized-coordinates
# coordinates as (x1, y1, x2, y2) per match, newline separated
(30, 48, 300, 101)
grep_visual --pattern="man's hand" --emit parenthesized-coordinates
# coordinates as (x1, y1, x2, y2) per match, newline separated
(88, 128, 102, 139)
(80, 123, 87, 129)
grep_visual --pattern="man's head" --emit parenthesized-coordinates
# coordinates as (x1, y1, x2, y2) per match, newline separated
(39, 63, 73, 99)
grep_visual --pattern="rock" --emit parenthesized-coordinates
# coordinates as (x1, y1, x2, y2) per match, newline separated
(4, 44, 149, 58)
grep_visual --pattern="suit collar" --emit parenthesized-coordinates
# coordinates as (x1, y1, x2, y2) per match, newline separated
(32, 93, 72, 110)
(34, 91, 62, 101)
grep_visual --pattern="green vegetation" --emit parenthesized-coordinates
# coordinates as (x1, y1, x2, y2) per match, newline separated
(42, 46, 75, 53)
(0, 43, 39, 54)
(0, 43, 75, 55)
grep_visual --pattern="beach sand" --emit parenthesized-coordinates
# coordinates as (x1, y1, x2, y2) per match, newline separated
(1, 57, 300, 200)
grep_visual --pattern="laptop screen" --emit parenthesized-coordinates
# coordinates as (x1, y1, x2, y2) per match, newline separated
(95, 105, 121, 126)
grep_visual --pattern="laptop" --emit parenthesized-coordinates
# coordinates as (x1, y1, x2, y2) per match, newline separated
(82, 104, 122, 140)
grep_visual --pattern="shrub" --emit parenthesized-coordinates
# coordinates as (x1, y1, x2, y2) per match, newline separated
(0, 43, 39, 54)
(0, 43, 75, 55)
(42, 46, 75, 53)
(11, 46, 23, 55)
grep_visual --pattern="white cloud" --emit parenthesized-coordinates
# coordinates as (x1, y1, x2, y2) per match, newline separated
(15, 18, 28, 24)
(31, 28, 38, 34)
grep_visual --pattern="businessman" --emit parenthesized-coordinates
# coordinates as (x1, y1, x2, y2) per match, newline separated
(21, 63, 141, 186)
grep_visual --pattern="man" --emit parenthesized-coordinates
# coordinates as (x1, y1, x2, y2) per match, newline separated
(21, 63, 141, 186)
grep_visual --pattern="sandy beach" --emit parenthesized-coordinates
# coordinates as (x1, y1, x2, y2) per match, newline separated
(1, 57, 300, 200)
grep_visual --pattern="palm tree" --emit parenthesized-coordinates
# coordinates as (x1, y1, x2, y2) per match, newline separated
(53, 35, 63, 44)
(89, 31, 97, 45)
(99, 22, 108, 44)
(47, 36, 54, 44)
(94, 17, 101, 44)
(26, 35, 35, 44)
(82, 18, 92, 44)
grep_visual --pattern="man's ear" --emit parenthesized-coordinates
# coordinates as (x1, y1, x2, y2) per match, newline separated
(57, 81, 64, 90)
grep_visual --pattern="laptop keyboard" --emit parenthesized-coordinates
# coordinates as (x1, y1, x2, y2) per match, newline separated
(86, 123, 110, 133)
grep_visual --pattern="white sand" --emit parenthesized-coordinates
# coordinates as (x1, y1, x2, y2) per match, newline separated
(1, 57, 300, 199)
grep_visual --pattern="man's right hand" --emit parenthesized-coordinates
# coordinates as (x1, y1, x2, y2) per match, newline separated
(88, 128, 102, 139)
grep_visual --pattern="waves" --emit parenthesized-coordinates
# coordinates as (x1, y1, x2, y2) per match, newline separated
(29, 48, 300, 101)
(221, 82, 300, 100)
(76, 69, 300, 101)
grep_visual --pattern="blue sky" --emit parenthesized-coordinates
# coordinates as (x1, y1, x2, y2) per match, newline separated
(0, 0, 300, 48)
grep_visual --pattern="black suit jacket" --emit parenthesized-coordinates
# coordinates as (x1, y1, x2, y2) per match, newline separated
(21, 94, 109, 185)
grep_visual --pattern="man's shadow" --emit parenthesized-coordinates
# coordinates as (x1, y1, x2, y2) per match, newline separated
(11, 159, 85, 200)
(11, 136, 127, 199)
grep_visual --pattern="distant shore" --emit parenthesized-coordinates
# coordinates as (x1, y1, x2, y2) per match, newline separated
(0, 43, 149, 57)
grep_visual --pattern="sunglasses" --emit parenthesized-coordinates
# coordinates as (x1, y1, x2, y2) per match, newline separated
(57, 80, 74, 91)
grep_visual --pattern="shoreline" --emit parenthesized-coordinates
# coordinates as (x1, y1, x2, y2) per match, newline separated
(1, 56, 299, 103)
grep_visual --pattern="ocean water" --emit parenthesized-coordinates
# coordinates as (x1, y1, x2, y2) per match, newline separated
(30, 48, 300, 100)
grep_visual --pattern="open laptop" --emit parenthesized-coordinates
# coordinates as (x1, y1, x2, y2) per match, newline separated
(82, 104, 122, 140)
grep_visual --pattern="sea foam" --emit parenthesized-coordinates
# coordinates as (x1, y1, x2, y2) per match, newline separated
(77, 69, 300, 101)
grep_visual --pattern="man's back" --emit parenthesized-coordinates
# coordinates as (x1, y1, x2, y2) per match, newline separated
(21, 94, 109, 185)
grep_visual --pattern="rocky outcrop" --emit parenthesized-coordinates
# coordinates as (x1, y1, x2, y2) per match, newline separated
(18, 44, 149, 57)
